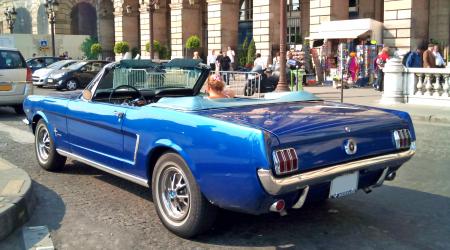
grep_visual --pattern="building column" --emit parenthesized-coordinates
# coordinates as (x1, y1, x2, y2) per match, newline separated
(252, 0, 280, 61)
(140, 0, 169, 59)
(207, 0, 239, 53)
(114, 1, 140, 59)
(309, 0, 349, 38)
(383, 0, 429, 52)
(170, 0, 202, 59)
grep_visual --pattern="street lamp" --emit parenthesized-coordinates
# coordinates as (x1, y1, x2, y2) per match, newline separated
(275, 0, 289, 92)
(44, 0, 59, 57)
(142, 0, 160, 59)
(4, 7, 17, 33)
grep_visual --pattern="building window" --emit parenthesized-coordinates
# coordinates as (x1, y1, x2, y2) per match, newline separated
(287, 0, 300, 12)
(240, 0, 253, 21)
(287, 22, 301, 45)
(349, 0, 359, 19)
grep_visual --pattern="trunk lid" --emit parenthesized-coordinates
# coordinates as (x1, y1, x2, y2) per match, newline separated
(198, 101, 408, 171)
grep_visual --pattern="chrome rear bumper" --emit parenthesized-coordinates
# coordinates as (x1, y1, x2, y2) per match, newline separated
(258, 149, 416, 195)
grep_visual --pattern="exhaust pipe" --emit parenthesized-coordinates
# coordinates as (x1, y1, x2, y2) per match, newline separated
(385, 171, 396, 181)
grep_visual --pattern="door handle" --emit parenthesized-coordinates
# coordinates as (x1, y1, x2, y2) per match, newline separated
(114, 111, 125, 119)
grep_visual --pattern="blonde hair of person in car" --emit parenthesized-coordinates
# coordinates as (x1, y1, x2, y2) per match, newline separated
(206, 74, 235, 99)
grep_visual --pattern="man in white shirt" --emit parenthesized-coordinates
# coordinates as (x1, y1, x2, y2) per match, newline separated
(226, 46, 235, 71)
(253, 53, 267, 70)
(207, 49, 217, 70)
(433, 45, 445, 68)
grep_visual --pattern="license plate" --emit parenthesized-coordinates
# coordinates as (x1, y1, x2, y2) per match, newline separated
(0, 84, 12, 91)
(47, 79, 53, 83)
(329, 172, 359, 198)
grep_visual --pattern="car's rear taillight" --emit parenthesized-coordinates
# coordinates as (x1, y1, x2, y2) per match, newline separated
(273, 148, 298, 175)
(26, 67, 32, 82)
(393, 129, 411, 149)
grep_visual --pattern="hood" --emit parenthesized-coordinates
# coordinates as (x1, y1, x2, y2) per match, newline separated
(197, 101, 410, 171)
(33, 68, 55, 78)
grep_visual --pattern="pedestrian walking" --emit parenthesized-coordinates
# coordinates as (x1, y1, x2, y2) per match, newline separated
(433, 44, 445, 68)
(405, 47, 423, 68)
(226, 46, 236, 71)
(219, 50, 231, 85)
(423, 44, 436, 68)
(207, 49, 217, 70)
(373, 46, 389, 92)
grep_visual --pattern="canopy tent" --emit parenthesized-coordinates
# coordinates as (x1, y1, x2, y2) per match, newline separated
(307, 18, 383, 43)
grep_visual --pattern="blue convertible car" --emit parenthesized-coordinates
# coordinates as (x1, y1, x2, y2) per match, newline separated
(23, 59, 416, 238)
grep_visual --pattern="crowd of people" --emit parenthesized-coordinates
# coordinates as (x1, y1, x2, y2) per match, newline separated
(404, 43, 446, 68)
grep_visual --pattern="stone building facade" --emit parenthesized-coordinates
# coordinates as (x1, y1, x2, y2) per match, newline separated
(0, 0, 448, 61)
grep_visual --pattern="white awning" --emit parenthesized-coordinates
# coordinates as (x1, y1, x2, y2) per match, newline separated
(307, 19, 383, 42)
(308, 29, 370, 40)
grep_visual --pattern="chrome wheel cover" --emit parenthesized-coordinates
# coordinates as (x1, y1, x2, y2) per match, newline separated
(67, 80, 77, 90)
(159, 166, 191, 222)
(36, 126, 50, 163)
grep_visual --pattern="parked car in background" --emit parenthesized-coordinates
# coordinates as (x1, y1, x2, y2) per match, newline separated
(24, 59, 416, 238)
(46, 60, 108, 90)
(26, 57, 62, 73)
(0, 47, 32, 114)
(32, 60, 80, 88)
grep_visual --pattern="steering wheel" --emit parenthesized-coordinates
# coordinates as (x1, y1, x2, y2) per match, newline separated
(108, 85, 145, 105)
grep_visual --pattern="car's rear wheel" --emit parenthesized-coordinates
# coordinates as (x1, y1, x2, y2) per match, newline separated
(13, 105, 24, 114)
(152, 153, 217, 238)
(35, 120, 66, 171)
(66, 79, 78, 91)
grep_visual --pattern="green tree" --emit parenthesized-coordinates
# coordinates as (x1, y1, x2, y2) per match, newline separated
(90, 43, 102, 59)
(238, 36, 249, 67)
(246, 39, 256, 66)
(114, 41, 130, 55)
(145, 40, 161, 53)
(186, 35, 201, 49)
(80, 36, 98, 59)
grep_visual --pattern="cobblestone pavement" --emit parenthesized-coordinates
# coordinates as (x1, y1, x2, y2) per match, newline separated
(0, 87, 449, 249)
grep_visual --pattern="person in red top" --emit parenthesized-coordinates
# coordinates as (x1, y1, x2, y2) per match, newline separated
(373, 46, 389, 91)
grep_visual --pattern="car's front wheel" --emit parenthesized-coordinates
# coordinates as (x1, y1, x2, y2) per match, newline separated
(66, 79, 78, 91)
(35, 120, 66, 171)
(152, 153, 217, 238)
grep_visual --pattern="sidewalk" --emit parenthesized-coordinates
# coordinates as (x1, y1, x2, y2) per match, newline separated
(0, 158, 35, 241)
(304, 86, 450, 124)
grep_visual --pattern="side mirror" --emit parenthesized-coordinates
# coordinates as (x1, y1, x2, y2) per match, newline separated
(82, 89, 93, 101)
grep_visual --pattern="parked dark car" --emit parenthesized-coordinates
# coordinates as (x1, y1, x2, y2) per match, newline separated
(46, 60, 108, 90)
(26, 57, 62, 72)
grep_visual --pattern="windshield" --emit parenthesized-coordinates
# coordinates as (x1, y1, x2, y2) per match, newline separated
(95, 59, 207, 94)
(48, 60, 77, 69)
(67, 61, 87, 70)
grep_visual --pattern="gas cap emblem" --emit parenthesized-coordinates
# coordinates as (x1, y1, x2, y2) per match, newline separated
(344, 139, 357, 155)
(344, 126, 351, 133)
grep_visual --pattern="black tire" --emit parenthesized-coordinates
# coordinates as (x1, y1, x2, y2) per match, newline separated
(66, 79, 78, 91)
(13, 105, 24, 114)
(37, 85, 43, 88)
(152, 153, 217, 238)
(34, 120, 66, 171)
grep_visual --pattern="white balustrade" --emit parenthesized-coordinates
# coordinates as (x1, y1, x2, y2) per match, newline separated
(403, 68, 450, 106)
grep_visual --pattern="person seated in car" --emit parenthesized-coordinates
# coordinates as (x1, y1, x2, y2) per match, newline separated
(206, 74, 234, 99)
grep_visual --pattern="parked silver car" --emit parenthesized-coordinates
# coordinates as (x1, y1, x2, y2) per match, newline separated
(0, 47, 33, 114)
(32, 59, 80, 87)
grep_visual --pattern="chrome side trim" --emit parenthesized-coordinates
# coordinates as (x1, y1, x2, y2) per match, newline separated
(56, 149, 149, 187)
(258, 149, 416, 196)
(133, 134, 140, 164)
(292, 186, 309, 209)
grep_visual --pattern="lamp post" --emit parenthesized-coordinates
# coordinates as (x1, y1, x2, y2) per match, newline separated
(4, 7, 17, 34)
(276, 0, 290, 92)
(142, 0, 160, 59)
(45, 0, 59, 57)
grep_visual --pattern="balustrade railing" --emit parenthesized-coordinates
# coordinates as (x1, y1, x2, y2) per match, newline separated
(406, 68, 450, 99)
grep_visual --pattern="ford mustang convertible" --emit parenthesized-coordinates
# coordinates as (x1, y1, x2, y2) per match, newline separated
(23, 59, 416, 238)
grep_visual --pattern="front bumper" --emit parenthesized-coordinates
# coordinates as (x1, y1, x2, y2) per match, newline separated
(258, 148, 416, 195)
